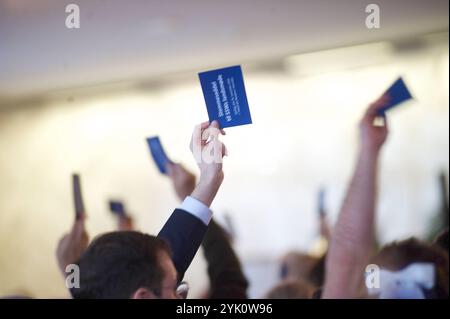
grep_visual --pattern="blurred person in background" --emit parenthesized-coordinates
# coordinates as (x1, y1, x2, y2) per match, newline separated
(322, 95, 391, 298)
(265, 279, 315, 299)
(322, 95, 449, 299)
(369, 238, 448, 299)
(270, 189, 332, 298)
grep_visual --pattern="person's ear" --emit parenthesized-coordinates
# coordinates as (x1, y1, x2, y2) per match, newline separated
(131, 287, 157, 299)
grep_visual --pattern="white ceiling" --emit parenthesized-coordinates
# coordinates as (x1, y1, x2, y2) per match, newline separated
(0, 0, 448, 100)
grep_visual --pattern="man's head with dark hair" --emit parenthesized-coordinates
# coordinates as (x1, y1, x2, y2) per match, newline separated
(70, 231, 179, 299)
(370, 238, 449, 299)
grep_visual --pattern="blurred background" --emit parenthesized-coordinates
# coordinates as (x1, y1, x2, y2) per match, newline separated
(0, 0, 448, 298)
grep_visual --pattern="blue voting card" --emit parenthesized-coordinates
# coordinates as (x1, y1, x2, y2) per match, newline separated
(109, 200, 126, 218)
(147, 136, 171, 174)
(72, 174, 85, 219)
(199, 65, 252, 128)
(378, 77, 413, 115)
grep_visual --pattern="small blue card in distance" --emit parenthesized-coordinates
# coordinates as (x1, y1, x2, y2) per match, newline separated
(318, 188, 326, 217)
(147, 136, 171, 174)
(109, 200, 126, 218)
(378, 77, 413, 115)
(199, 65, 252, 128)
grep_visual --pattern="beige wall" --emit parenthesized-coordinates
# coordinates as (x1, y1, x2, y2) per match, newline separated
(0, 39, 448, 298)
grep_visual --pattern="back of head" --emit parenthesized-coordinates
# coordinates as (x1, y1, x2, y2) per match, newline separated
(70, 231, 170, 299)
(370, 238, 449, 299)
(280, 252, 319, 281)
(265, 279, 314, 299)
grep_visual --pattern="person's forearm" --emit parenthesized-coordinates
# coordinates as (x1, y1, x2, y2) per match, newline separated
(323, 147, 379, 298)
(336, 147, 379, 253)
(190, 173, 224, 208)
(176, 188, 193, 202)
(158, 175, 222, 281)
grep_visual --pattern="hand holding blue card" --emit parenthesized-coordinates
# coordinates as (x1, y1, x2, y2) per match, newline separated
(147, 136, 171, 174)
(378, 77, 413, 115)
(199, 65, 252, 128)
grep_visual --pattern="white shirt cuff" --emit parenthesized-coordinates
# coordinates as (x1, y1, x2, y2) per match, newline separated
(178, 196, 213, 226)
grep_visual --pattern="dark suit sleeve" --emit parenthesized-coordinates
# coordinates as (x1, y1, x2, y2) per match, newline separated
(158, 209, 208, 282)
(202, 219, 248, 299)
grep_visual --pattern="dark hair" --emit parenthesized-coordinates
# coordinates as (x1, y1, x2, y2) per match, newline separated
(266, 279, 314, 299)
(371, 238, 449, 299)
(433, 228, 449, 252)
(70, 231, 171, 299)
(309, 253, 326, 287)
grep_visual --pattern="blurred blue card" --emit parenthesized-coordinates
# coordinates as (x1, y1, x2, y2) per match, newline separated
(109, 200, 126, 218)
(147, 136, 171, 174)
(378, 77, 413, 115)
(318, 188, 326, 217)
(199, 65, 252, 128)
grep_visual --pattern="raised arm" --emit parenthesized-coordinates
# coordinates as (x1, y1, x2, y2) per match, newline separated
(56, 215, 89, 276)
(158, 121, 226, 280)
(202, 219, 249, 299)
(323, 96, 389, 298)
(165, 147, 247, 297)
